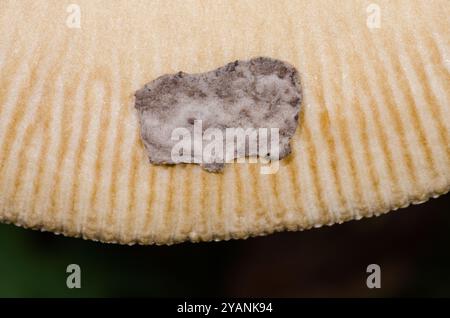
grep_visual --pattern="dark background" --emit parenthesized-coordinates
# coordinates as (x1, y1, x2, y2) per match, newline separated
(0, 194, 449, 297)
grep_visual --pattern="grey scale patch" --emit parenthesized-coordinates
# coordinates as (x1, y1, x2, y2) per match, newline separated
(134, 57, 302, 172)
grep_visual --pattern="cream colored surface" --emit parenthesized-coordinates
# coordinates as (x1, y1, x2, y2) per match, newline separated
(0, 0, 449, 244)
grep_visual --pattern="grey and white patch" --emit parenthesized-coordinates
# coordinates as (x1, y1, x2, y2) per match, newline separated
(134, 57, 302, 172)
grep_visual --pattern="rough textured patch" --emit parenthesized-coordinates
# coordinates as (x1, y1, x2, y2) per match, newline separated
(134, 57, 302, 172)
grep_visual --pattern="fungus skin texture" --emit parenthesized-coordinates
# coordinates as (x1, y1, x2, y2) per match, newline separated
(135, 57, 302, 172)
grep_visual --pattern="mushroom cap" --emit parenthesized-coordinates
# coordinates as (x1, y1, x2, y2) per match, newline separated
(0, 0, 448, 245)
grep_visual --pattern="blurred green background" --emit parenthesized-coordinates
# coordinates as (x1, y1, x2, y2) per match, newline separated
(0, 194, 449, 297)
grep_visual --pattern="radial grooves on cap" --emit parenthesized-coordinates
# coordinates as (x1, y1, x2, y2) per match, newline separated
(31, 40, 78, 230)
(0, 0, 449, 245)
(1, 32, 67, 224)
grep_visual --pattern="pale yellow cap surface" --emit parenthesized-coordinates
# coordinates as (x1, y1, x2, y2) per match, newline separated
(0, 0, 449, 244)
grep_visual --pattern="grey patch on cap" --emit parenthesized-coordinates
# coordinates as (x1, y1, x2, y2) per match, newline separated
(134, 57, 302, 172)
